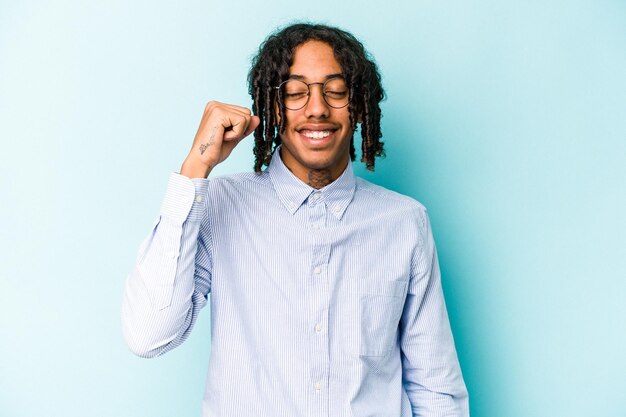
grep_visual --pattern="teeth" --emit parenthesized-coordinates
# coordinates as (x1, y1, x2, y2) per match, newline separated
(302, 130, 331, 139)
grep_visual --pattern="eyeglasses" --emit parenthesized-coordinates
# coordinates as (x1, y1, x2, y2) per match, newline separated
(274, 77, 350, 110)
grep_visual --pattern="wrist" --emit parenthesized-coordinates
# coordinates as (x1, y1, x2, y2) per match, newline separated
(180, 157, 213, 179)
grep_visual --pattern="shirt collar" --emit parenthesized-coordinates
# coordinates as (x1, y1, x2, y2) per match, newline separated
(267, 146, 356, 220)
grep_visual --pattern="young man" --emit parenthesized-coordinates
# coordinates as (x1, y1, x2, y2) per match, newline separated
(122, 23, 469, 417)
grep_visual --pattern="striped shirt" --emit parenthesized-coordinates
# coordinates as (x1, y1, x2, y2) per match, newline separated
(122, 148, 469, 417)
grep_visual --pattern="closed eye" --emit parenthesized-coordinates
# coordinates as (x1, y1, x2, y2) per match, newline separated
(284, 92, 308, 99)
(325, 90, 348, 99)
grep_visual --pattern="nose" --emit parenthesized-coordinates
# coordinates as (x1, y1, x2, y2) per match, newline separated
(304, 83, 330, 118)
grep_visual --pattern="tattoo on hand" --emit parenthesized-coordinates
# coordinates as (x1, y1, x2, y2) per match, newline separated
(199, 126, 218, 155)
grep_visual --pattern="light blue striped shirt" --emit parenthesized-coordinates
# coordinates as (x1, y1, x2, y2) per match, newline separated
(122, 148, 469, 417)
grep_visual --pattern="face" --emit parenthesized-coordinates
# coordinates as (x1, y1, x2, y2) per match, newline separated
(277, 40, 354, 184)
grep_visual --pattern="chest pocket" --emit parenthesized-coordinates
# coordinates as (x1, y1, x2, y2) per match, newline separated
(346, 279, 408, 357)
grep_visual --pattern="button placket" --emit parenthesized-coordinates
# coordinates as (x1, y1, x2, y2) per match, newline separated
(309, 192, 326, 230)
(307, 192, 330, 417)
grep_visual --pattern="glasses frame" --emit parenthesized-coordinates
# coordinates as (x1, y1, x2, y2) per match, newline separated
(274, 77, 350, 111)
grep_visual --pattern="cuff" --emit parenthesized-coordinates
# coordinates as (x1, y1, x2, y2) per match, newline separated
(160, 173, 209, 224)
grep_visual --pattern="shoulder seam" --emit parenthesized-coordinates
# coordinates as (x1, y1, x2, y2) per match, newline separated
(355, 179, 427, 211)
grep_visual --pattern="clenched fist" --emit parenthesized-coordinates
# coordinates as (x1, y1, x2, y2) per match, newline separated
(180, 101, 260, 178)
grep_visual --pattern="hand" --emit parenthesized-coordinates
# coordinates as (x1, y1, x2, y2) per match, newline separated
(180, 101, 260, 178)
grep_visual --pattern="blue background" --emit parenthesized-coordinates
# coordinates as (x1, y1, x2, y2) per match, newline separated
(1, 1, 625, 416)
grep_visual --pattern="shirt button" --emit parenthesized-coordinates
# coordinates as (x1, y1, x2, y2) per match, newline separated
(312, 224, 320, 230)
(195, 195, 202, 203)
(315, 324, 322, 333)
(314, 382, 321, 391)
(333, 205, 341, 213)
(313, 193, 321, 200)
(314, 266, 321, 274)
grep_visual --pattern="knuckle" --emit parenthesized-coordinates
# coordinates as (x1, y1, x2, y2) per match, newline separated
(205, 100, 224, 114)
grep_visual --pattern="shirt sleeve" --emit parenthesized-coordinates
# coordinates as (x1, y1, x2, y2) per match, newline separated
(399, 208, 469, 416)
(121, 173, 212, 358)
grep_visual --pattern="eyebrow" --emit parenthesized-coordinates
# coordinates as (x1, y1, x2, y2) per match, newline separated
(288, 73, 344, 81)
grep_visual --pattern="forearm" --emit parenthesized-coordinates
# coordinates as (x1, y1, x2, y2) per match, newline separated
(121, 174, 210, 357)
(402, 210, 469, 416)
(404, 386, 469, 417)
(401, 290, 468, 416)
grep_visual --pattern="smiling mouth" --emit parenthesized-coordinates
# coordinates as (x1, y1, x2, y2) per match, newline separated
(299, 129, 334, 139)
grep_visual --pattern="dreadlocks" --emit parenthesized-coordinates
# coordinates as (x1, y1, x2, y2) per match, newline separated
(248, 23, 385, 172)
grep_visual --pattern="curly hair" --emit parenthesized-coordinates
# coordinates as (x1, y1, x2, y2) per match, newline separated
(248, 23, 385, 172)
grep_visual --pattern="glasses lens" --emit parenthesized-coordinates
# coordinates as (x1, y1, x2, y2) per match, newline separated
(323, 78, 349, 108)
(281, 80, 309, 110)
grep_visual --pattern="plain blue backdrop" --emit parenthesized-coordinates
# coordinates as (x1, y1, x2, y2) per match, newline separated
(1, 1, 625, 416)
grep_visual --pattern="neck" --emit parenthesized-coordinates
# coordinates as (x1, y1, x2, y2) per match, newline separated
(307, 169, 333, 189)
(278, 147, 349, 189)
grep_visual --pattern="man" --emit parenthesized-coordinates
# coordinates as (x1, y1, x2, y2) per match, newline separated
(122, 23, 469, 417)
